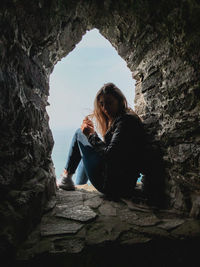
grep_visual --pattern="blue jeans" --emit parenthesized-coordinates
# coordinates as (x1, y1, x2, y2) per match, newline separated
(65, 129, 104, 191)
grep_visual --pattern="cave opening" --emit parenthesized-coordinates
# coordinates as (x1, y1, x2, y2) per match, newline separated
(1, 1, 200, 263)
(47, 28, 138, 184)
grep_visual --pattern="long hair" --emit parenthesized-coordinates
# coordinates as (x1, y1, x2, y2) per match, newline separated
(91, 83, 140, 137)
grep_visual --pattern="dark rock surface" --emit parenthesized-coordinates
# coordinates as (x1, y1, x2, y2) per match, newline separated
(0, 0, 200, 261)
(15, 186, 200, 267)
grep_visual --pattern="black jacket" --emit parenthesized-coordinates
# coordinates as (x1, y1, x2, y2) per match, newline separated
(88, 112, 147, 197)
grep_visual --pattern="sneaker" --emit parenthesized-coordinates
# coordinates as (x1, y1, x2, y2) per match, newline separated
(58, 174, 75, 191)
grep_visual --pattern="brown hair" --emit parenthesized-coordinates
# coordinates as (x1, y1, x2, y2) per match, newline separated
(91, 83, 140, 137)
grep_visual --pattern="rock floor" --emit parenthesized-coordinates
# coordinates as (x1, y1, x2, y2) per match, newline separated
(16, 185, 200, 267)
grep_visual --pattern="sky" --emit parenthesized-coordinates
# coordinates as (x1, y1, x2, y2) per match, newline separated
(46, 28, 135, 131)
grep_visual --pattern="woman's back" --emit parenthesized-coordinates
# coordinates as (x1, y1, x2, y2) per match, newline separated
(101, 112, 146, 196)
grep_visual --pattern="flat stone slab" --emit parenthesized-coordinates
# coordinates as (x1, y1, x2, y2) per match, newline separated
(118, 207, 138, 222)
(99, 201, 117, 216)
(16, 185, 200, 264)
(121, 198, 153, 213)
(55, 204, 97, 222)
(40, 218, 83, 236)
(83, 195, 103, 208)
(132, 214, 161, 226)
(56, 189, 84, 207)
(158, 218, 185, 230)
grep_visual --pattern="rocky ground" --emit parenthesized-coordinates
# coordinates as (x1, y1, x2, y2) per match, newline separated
(15, 185, 200, 267)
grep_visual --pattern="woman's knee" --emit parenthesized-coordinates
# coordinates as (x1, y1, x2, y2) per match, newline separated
(74, 128, 85, 140)
(75, 128, 82, 135)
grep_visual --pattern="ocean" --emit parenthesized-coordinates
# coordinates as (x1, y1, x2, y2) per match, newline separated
(51, 127, 76, 183)
(51, 127, 142, 184)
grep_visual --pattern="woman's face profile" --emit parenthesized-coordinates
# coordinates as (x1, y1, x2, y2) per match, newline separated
(99, 94, 120, 119)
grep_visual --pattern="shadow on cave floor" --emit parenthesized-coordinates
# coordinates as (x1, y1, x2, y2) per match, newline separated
(14, 185, 200, 267)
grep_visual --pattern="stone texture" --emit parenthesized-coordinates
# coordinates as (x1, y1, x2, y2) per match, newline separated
(55, 204, 97, 222)
(158, 219, 185, 230)
(0, 0, 200, 263)
(98, 201, 117, 216)
(56, 190, 84, 207)
(121, 198, 153, 213)
(52, 238, 85, 254)
(171, 219, 200, 238)
(132, 214, 160, 227)
(118, 207, 138, 222)
(15, 188, 200, 266)
(44, 195, 57, 212)
(40, 217, 83, 237)
(189, 193, 200, 218)
(83, 195, 103, 209)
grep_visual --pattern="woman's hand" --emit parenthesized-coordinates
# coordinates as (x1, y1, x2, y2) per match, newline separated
(81, 116, 95, 137)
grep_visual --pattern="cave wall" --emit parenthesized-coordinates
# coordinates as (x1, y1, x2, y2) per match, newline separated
(0, 0, 58, 254)
(90, 0, 200, 212)
(0, 0, 200, 256)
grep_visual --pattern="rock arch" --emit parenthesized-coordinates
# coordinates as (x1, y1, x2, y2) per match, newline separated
(0, 0, 200, 256)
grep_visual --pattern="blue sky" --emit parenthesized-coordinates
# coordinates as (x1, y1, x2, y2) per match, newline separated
(47, 28, 135, 131)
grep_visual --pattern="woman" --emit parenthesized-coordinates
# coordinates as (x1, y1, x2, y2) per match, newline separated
(58, 82, 146, 198)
